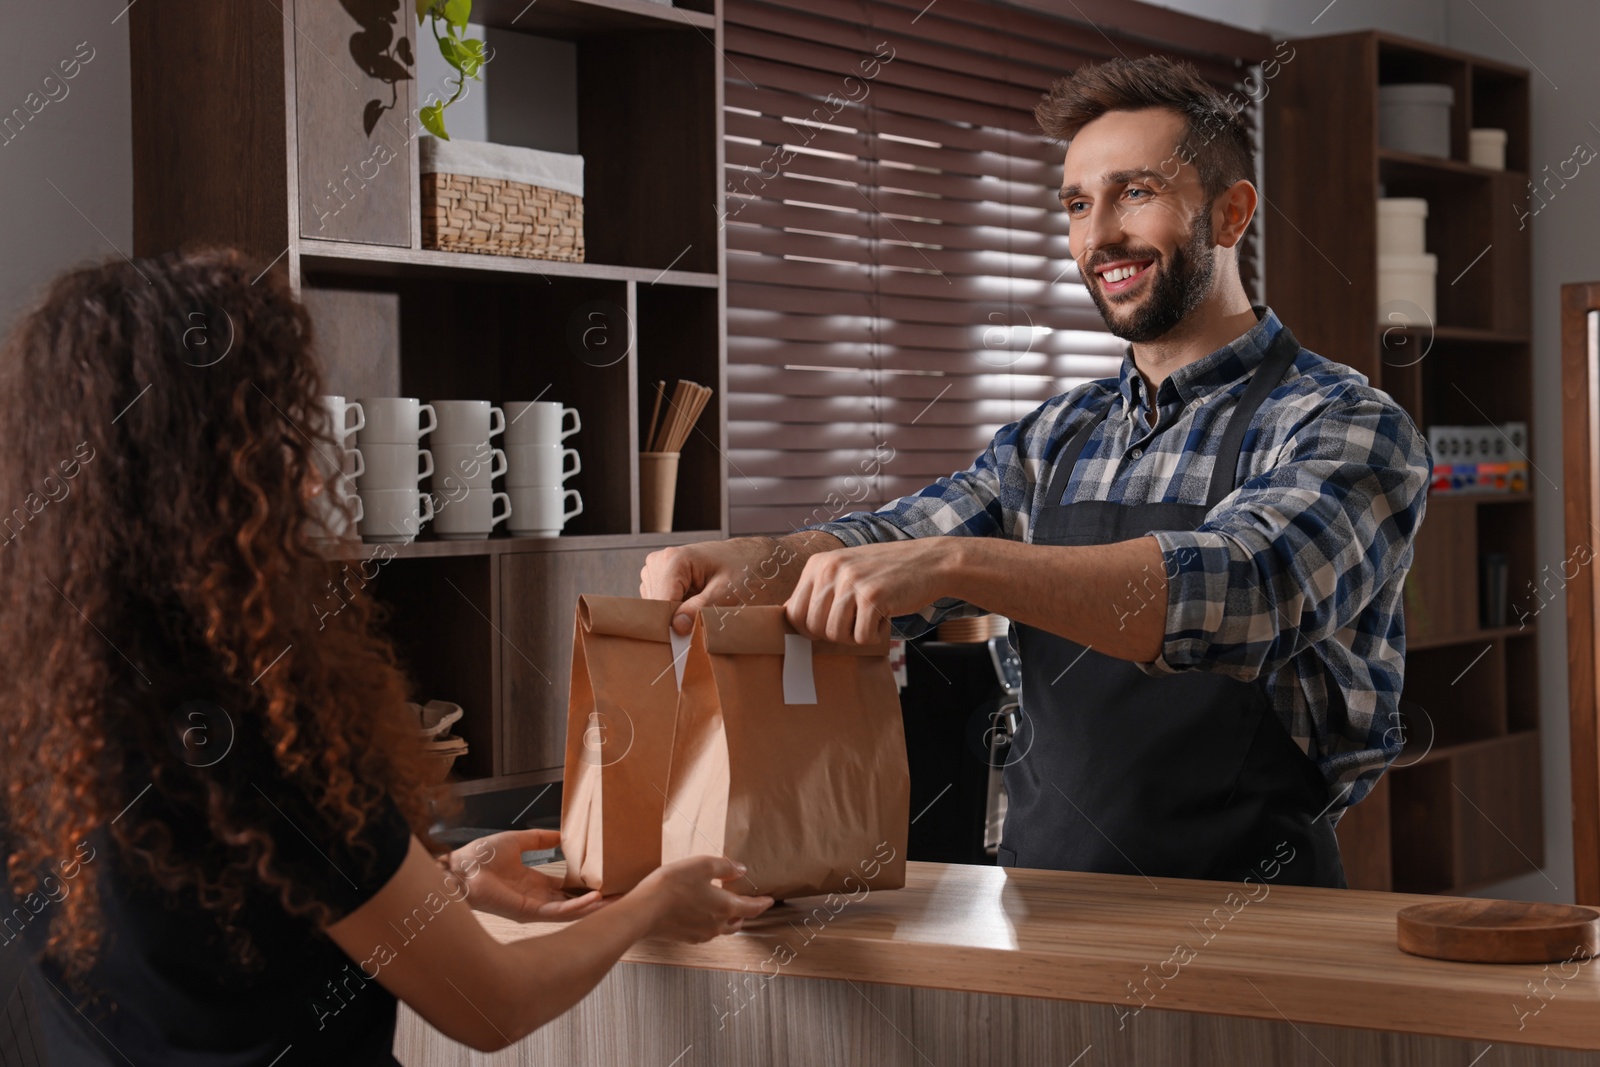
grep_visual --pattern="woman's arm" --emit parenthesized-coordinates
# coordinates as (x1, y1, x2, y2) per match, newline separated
(326, 837, 771, 1052)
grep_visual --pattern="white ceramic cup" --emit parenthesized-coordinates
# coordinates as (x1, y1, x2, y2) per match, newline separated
(431, 487, 511, 539)
(504, 444, 580, 487)
(358, 397, 436, 444)
(434, 444, 507, 492)
(431, 400, 506, 444)
(503, 401, 580, 446)
(506, 485, 582, 535)
(306, 480, 364, 540)
(321, 395, 365, 447)
(358, 487, 434, 543)
(358, 443, 433, 489)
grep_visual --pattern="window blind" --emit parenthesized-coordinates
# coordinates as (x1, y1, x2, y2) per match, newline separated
(723, 0, 1272, 534)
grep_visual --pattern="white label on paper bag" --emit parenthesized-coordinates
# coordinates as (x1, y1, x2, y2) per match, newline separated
(669, 627, 691, 691)
(783, 634, 818, 705)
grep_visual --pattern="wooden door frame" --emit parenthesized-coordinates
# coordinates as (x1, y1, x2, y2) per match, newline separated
(1562, 282, 1600, 905)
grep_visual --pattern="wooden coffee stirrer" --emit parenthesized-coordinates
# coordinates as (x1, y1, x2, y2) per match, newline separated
(653, 380, 712, 453)
(645, 380, 666, 452)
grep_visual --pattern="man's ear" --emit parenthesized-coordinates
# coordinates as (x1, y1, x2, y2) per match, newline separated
(1212, 179, 1258, 249)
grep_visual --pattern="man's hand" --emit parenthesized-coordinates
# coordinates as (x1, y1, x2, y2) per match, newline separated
(784, 537, 961, 645)
(447, 829, 609, 923)
(641, 531, 844, 635)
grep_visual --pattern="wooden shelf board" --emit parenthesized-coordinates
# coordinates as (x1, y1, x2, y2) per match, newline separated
(299, 239, 720, 288)
(1378, 146, 1523, 181)
(449, 766, 563, 797)
(1380, 324, 1530, 346)
(1424, 490, 1533, 506)
(1408, 623, 1533, 652)
(1372, 29, 1530, 76)
(317, 528, 723, 561)
(1403, 726, 1539, 768)
(473, 0, 714, 36)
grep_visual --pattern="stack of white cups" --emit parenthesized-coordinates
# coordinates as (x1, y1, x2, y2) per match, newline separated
(429, 400, 510, 540)
(355, 398, 437, 543)
(503, 401, 583, 536)
(307, 395, 366, 541)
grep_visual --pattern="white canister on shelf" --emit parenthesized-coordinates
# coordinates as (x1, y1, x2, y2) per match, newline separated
(1470, 128, 1507, 170)
(1378, 198, 1429, 256)
(1377, 253, 1437, 325)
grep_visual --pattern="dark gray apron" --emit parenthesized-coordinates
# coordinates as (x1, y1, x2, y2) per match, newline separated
(997, 323, 1347, 888)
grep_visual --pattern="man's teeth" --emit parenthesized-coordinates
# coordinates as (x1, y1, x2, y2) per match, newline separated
(1100, 263, 1147, 283)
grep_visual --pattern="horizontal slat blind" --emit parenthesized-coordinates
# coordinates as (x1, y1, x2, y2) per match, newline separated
(724, 0, 1265, 534)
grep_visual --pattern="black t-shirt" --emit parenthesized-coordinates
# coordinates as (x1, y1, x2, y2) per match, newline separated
(5, 755, 414, 1066)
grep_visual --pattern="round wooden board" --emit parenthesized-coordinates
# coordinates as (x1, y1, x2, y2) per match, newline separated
(1397, 899, 1600, 964)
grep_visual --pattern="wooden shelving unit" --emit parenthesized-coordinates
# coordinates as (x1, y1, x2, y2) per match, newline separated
(1266, 31, 1539, 893)
(129, 0, 727, 797)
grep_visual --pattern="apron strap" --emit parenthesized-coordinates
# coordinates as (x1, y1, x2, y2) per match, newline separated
(1041, 319, 1303, 511)
(1203, 322, 1302, 508)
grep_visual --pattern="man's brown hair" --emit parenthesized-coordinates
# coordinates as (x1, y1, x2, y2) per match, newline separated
(1034, 55, 1253, 203)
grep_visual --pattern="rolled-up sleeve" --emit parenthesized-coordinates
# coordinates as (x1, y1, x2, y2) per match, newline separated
(1140, 389, 1431, 680)
(801, 404, 1052, 638)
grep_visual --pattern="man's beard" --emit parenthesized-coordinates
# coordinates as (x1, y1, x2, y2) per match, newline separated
(1084, 208, 1217, 344)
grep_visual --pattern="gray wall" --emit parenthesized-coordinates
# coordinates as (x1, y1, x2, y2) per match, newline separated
(0, 4, 130, 335)
(7, 1, 1597, 903)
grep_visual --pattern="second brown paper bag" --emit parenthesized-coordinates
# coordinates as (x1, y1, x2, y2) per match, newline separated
(663, 603, 909, 900)
(560, 595, 686, 894)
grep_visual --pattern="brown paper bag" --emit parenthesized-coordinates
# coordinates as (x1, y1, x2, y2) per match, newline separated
(662, 603, 909, 900)
(559, 594, 688, 894)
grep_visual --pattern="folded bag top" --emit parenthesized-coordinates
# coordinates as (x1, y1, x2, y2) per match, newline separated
(695, 603, 892, 659)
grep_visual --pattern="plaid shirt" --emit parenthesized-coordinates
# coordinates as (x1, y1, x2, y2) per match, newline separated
(804, 306, 1432, 821)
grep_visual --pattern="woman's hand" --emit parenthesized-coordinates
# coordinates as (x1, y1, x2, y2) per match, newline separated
(630, 855, 775, 943)
(447, 829, 608, 923)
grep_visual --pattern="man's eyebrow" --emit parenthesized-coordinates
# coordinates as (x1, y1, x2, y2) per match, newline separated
(1058, 168, 1170, 202)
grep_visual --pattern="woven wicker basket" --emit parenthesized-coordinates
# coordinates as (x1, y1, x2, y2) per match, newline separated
(419, 138, 585, 263)
(421, 172, 584, 261)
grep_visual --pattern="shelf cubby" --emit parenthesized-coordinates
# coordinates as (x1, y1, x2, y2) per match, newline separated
(1505, 632, 1540, 734)
(636, 282, 726, 532)
(1401, 641, 1505, 750)
(369, 555, 499, 782)
(1389, 759, 1456, 894)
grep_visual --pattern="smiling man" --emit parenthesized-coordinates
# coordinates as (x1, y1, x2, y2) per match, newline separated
(641, 55, 1432, 887)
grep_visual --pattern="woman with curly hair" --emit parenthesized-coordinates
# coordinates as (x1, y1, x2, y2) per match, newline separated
(0, 249, 772, 1064)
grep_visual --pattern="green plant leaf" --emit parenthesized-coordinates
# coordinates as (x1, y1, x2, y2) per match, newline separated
(442, 0, 470, 31)
(437, 35, 470, 71)
(420, 100, 448, 139)
(415, 0, 433, 22)
(456, 39, 486, 79)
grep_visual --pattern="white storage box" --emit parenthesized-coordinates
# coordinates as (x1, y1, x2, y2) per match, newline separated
(1379, 84, 1454, 158)
(1470, 128, 1507, 170)
(1378, 198, 1429, 256)
(1378, 252, 1437, 325)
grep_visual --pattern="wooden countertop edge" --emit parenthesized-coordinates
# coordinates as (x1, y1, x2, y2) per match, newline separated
(475, 913, 1600, 1050)
(478, 917, 1598, 1051)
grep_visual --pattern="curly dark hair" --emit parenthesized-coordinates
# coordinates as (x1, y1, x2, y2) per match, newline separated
(1034, 55, 1254, 204)
(0, 249, 446, 978)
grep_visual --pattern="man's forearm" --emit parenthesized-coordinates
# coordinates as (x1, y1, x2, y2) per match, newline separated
(770, 529, 845, 585)
(942, 535, 1168, 662)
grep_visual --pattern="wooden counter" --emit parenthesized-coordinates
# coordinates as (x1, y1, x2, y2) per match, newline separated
(395, 861, 1600, 1065)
